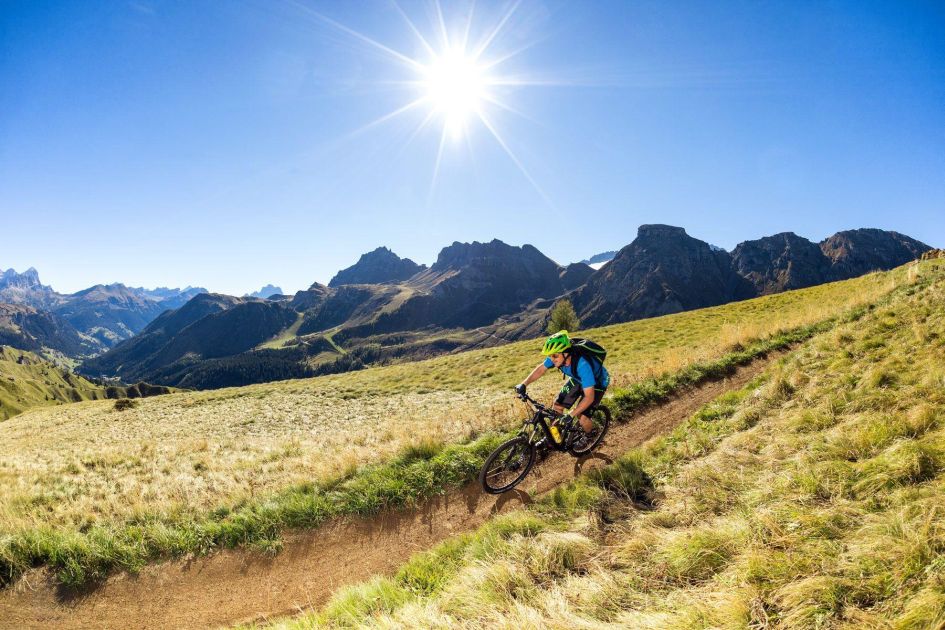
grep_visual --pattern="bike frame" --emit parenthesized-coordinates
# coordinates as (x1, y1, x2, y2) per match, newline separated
(517, 392, 571, 451)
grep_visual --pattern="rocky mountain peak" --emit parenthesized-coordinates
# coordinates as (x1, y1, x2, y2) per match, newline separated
(329, 247, 426, 287)
(731, 232, 828, 294)
(570, 224, 754, 326)
(0, 267, 47, 291)
(636, 224, 688, 240)
(359, 239, 567, 331)
(819, 229, 930, 278)
(431, 239, 553, 272)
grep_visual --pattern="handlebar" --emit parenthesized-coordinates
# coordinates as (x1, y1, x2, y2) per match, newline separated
(515, 390, 556, 416)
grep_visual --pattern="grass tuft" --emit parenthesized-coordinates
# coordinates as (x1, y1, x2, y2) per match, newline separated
(652, 521, 745, 584)
(588, 453, 655, 506)
(895, 586, 945, 630)
(320, 576, 412, 627)
(852, 440, 945, 499)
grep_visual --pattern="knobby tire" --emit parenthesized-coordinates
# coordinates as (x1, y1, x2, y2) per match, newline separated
(479, 436, 536, 494)
(567, 404, 611, 457)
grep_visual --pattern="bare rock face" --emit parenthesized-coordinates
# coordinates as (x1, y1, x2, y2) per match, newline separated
(731, 232, 829, 294)
(392, 239, 566, 330)
(0, 267, 46, 292)
(0, 267, 60, 309)
(820, 229, 931, 280)
(572, 226, 933, 328)
(559, 262, 595, 291)
(334, 239, 569, 335)
(921, 249, 945, 260)
(328, 247, 426, 287)
(732, 229, 932, 295)
(571, 225, 755, 327)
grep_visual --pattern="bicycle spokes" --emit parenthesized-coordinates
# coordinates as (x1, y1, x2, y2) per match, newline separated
(479, 436, 536, 494)
(486, 442, 525, 478)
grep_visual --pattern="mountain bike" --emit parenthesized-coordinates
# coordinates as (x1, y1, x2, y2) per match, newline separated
(479, 391, 611, 494)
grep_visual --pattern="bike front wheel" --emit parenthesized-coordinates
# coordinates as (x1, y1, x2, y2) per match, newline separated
(568, 404, 611, 456)
(479, 436, 536, 494)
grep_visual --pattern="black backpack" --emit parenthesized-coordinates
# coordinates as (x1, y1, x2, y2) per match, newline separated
(566, 337, 607, 385)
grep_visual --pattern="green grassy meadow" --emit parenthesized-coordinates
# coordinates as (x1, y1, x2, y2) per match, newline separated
(257, 258, 945, 629)
(0, 263, 928, 588)
(0, 346, 112, 420)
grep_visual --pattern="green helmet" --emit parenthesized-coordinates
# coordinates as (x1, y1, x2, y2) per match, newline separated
(542, 330, 571, 355)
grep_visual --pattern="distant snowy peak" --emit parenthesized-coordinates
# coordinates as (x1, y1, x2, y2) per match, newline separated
(246, 284, 284, 299)
(139, 286, 207, 301)
(580, 251, 617, 270)
(580, 251, 617, 265)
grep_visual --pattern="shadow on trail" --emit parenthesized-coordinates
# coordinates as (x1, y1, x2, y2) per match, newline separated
(54, 578, 104, 605)
(490, 489, 532, 516)
(573, 451, 614, 476)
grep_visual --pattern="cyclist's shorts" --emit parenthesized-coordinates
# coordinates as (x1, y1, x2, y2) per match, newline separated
(556, 377, 607, 414)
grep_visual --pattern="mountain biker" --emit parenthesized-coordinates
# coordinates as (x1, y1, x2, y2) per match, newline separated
(514, 330, 610, 448)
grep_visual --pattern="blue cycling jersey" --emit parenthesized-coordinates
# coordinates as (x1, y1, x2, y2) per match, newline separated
(544, 355, 610, 388)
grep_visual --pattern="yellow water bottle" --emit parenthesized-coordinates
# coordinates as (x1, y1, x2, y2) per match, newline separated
(550, 423, 562, 444)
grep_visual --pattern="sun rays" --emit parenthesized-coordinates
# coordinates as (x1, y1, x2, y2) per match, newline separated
(290, 0, 553, 204)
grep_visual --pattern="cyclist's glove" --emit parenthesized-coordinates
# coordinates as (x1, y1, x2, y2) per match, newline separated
(559, 413, 574, 426)
(514, 383, 527, 396)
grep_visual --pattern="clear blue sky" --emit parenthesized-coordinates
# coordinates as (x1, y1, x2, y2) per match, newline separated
(2, 0, 943, 296)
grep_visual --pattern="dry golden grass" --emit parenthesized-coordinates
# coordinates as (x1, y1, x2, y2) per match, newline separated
(0, 266, 909, 541)
(0, 386, 518, 532)
(259, 259, 945, 629)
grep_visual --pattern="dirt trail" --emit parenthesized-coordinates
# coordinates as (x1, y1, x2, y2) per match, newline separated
(0, 355, 778, 629)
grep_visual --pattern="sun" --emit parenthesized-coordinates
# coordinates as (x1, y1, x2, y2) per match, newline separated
(298, 1, 557, 203)
(420, 48, 489, 138)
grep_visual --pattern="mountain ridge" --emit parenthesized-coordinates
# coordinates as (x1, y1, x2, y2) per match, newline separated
(76, 225, 933, 390)
(0, 269, 207, 353)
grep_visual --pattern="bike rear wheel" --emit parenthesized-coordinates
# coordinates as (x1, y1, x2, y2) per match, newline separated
(479, 436, 536, 494)
(568, 404, 611, 456)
